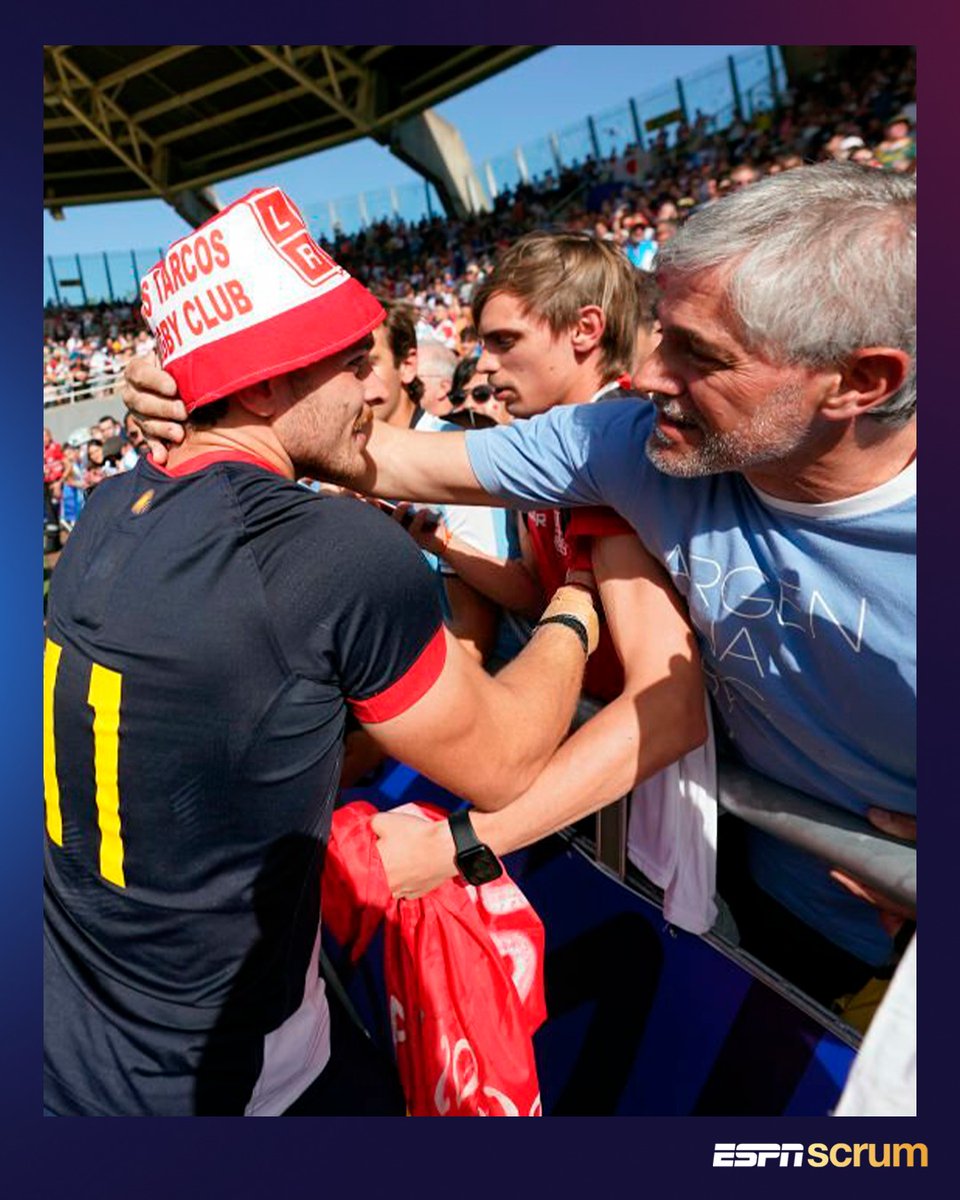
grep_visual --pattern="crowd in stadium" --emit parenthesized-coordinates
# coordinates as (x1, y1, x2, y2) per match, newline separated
(43, 47, 916, 1117)
(43, 413, 148, 543)
(42, 47, 915, 569)
(43, 314, 154, 405)
(41, 49, 914, 406)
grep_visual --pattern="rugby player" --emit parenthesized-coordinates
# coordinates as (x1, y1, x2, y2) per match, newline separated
(44, 188, 600, 1116)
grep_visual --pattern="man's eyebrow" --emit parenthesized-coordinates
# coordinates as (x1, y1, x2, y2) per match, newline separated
(480, 326, 523, 340)
(663, 324, 731, 357)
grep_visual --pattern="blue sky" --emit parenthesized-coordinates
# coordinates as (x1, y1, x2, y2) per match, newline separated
(43, 45, 756, 258)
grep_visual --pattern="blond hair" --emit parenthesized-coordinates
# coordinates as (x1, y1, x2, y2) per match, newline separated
(472, 231, 641, 380)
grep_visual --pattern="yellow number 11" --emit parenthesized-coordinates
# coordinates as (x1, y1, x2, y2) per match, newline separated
(44, 639, 126, 888)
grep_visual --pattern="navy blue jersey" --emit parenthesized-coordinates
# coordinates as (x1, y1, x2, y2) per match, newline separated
(44, 452, 444, 1115)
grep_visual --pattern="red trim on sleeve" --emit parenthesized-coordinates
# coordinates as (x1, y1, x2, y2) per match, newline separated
(349, 626, 447, 724)
(566, 506, 634, 540)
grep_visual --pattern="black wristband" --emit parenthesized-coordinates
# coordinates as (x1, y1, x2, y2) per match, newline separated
(536, 612, 589, 655)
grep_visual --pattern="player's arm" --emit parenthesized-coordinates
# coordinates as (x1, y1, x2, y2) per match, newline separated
(373, 533, 708, 896)
(479, 532, 708, 841)
(361, 584, 597, 812)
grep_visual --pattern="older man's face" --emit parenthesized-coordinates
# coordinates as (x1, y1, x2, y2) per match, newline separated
(419, 370, 453, 417)
(635, 268, 829, 485)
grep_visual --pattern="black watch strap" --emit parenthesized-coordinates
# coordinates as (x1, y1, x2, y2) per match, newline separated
(449, 807, 482, 856)
(448, 809, 503, 884)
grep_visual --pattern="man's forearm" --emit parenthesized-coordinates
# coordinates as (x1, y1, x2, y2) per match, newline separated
(472, 684, 708, 850)
(467, 621, 591, 809)
(440, 538, 545, 618)
(363, 586, 597, 813)
(335, 420, 501, 504)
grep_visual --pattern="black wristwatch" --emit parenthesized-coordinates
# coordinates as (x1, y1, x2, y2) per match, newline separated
(448, 809, 503, 885)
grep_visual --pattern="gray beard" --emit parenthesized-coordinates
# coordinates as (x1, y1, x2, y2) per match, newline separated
(644, 387, 812, 478)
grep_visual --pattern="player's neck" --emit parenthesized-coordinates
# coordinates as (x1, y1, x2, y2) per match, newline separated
(559, 364, 612, 407)
(166, 425, 295, 479)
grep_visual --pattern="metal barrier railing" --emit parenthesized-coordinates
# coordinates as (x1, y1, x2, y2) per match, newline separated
(43, 376, 123, 409)
(571, 695, 915, 910)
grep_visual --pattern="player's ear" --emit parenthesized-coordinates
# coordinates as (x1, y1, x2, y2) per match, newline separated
(399, 345, 418, 387)
(234, 380, 277, 419)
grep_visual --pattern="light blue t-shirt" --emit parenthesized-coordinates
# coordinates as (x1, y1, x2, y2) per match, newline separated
(466, 400, 916, 965)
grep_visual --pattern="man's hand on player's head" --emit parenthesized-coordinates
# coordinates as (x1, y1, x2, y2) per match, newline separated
(122, 354, 187, 465)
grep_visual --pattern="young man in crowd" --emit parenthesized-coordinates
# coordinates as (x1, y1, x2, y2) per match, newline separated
(448, 234, 662, 702)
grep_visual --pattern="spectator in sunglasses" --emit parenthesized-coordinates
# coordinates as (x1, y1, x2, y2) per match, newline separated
(448, 357, 512, 427)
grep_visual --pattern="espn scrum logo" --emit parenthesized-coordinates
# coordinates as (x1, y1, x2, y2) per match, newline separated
(713, 1143, 928, 1168)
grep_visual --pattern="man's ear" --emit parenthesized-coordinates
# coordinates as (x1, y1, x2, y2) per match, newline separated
(233, 379, 277, 419)
(570, 305, 606, 355)
(820, 347, 911, 421)
(399, 346, 418, 387)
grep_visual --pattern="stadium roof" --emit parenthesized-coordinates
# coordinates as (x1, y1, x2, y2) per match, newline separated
(44, 45, 543, 212)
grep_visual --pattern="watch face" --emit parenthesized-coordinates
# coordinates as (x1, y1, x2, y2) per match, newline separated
(459, 845, 503, 886)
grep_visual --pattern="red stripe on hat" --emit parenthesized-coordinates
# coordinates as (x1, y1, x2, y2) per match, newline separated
(349, 626, 447, 724)
(167, 277, 384, 411)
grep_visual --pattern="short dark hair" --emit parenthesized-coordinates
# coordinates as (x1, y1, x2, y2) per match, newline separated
(380, 301, 424, 404)
(186, 398, 230, 431)
(448, 356, 479, 407)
